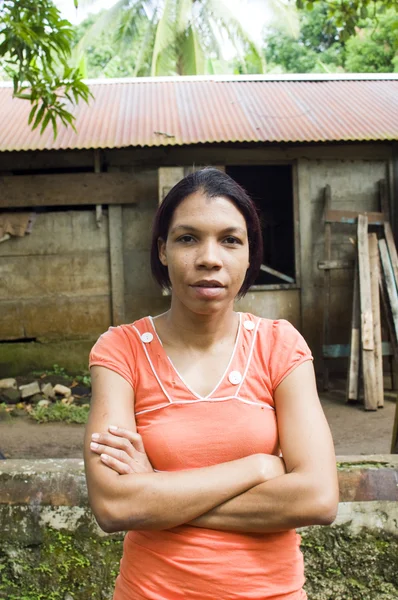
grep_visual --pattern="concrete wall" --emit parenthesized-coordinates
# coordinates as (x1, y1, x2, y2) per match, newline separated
(0, 143, 394, 374)
(1, 455, 397, 544)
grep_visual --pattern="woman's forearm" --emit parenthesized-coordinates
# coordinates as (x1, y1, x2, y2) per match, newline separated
(91, 453, 267, 533)
(188, 471, 339, 533)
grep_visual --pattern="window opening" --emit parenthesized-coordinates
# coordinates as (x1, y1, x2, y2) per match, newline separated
(226, 165, 295, 286)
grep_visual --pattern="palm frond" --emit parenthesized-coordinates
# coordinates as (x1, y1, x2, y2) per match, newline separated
(151, 0, 177, 75)
(175, 0, 194, 33)
(178, 25, 205, 74)
(133, 10, 158, 76)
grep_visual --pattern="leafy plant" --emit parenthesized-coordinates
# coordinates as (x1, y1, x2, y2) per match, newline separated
(0, 0, 92, 137)
(30, 401, 89, 424)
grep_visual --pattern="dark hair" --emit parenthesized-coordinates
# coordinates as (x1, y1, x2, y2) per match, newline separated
(150, 168, 263, 298)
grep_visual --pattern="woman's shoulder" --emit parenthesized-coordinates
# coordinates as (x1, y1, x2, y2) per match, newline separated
(241, 312, 300, 340)
(89, 316, 151, 355)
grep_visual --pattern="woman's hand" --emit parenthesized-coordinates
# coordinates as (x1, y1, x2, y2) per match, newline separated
(90, 426, 154, 475)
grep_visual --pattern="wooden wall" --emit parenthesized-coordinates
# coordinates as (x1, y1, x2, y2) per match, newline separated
(0, 143, 395, 373)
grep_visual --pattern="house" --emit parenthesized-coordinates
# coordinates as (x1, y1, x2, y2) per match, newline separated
(1, 73, 397, 377)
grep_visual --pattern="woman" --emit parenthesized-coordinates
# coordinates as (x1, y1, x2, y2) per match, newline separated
(84, 168, 339, 600)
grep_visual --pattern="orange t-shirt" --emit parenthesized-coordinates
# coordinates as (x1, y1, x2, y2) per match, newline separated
(89, 312, 313, 600)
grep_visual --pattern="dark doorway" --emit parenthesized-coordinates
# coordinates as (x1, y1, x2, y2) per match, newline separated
(226, 165, 295, 286)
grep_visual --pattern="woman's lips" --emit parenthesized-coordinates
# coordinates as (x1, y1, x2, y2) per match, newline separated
(190, 285, 225, 299)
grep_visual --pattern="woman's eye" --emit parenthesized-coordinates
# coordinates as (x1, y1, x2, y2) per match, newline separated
(224, 236, 241, 245)
(177, 235, 195, 243)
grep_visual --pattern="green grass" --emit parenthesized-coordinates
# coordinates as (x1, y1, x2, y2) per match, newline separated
(30, 401, 89, 424)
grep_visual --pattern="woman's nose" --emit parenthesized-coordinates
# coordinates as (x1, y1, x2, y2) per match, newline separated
(196, 240, 223, 268)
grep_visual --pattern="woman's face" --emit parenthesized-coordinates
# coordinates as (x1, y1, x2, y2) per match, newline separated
(158, 190, 250, 314)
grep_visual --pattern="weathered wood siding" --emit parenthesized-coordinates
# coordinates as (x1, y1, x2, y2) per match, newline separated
(0, 210, 111, 340)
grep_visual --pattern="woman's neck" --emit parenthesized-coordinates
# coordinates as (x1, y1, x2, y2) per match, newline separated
(156, 298, 238, 351)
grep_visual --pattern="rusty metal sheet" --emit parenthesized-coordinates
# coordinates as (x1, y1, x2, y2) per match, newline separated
(0, 77, 397, 152)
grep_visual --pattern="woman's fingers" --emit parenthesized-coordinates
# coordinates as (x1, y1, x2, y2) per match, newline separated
(90, 441, 131, 464)
(108, 426, 146, 453)
(100, 452, 134, 475)
(91, 431, 137, 459)
(90, 428, 154, 474)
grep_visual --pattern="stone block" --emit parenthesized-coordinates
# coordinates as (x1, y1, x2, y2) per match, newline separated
(0, 378, 17, 390)
(0, 388, 21, 404)
(37, 399, 51, 408)
(53, 384, 71, 398)
(19, 381, 40, 399)
(30, 394, 45, 405)
(41, 382, 55, 399)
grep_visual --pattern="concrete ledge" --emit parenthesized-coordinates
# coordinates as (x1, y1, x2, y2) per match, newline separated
(1, 455, 397, 544)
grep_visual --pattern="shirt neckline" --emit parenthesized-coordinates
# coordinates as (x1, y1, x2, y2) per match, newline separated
(148, 312, 242, 401)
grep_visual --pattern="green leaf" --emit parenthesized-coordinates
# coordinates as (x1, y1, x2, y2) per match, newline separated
(40, 110, 52, 134)
(32, 103, 46, 131)
(28, 103, 38, 125)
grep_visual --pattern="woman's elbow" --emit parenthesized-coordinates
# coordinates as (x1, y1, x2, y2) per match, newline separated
(91, 499, 158, 533)
(311, 489, 339, 526)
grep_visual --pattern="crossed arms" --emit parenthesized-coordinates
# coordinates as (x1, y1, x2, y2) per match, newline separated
(83, 362, 339, 534)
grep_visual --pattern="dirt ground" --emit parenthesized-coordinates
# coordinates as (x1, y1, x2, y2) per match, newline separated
(0, 387, 396, 459)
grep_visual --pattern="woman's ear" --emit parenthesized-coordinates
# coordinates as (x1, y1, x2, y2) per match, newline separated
(158, 238, 167, 266)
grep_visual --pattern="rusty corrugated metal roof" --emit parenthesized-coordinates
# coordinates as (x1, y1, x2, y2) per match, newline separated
(0, 75, 397, 151)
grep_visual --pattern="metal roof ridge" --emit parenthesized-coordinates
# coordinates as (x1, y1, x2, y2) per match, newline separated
(82, 73, 398, 84)
(1, 74, 398, 88)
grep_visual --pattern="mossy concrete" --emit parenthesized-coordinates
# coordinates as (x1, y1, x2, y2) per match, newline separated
(0, 340, 96, 378)
(1, 457, 398, 599)
(0, 524, 397, 600)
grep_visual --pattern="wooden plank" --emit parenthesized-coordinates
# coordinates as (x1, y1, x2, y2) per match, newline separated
(378, 253, 398, 362)
(318, 260, 354, 270)
(384, 222, 398, 291)
(324, 342, 392, 359)
(368, 233, 384, 407)
(358, 216, 374, 351)
(323, 185, 332, 391)
(392, 409, 398, 453)
(347, 260, 360, 401)
(379, 238, 398, 345)
(357, 215, 378, 410)
(325, 209, 385, 225)
(108, 205, 125, 326)
(260, 264, 295, 283)
(0, 173, 139, 207)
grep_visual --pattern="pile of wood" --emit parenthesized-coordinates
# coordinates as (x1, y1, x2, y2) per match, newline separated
(319, 181, 398, 453)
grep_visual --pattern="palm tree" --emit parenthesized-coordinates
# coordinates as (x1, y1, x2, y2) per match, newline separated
(75, 0, 298, 76)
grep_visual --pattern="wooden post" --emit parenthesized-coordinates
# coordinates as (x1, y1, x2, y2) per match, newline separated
(368, 233, 384, 407)
(108, 205, 125, 326)
(357, 215, 378, 410)
(323, 185, 332, 391)
(94, 149, 103, 229)
(347, 259, 360, 402)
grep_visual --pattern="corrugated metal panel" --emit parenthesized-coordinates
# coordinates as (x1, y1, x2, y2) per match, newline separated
(0, 78, 397, 151)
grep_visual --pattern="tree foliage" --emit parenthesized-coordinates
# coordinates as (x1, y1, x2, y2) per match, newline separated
(74, 0, 299, 76)
(297, 0, 398, 42)
(0, 0, 91, 137)
(264, 2, 398, 73)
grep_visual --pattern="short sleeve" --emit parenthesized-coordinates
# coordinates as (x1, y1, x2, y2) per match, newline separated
(88, 325, 136, 390)
(269, 320, 313, 391)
